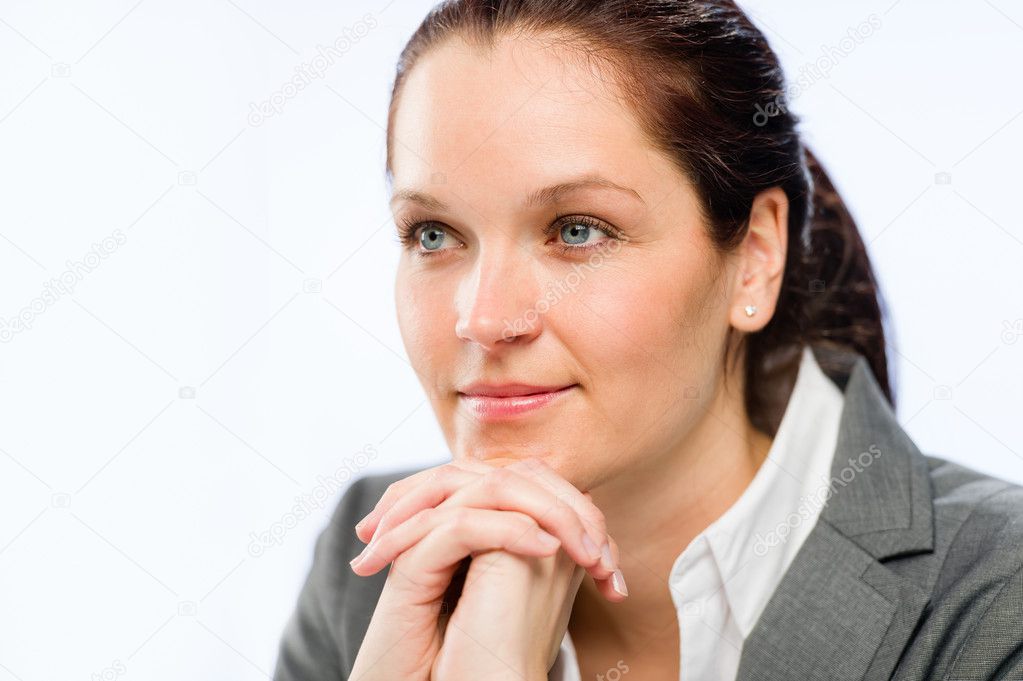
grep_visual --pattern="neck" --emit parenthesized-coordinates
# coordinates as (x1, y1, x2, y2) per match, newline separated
(572, 376, 774, 650)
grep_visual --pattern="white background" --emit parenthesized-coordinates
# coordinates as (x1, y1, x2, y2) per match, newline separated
(0, 1, 1021, 679)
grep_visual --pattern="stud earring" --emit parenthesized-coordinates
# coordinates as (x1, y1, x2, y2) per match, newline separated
(744, 304, 757, 317)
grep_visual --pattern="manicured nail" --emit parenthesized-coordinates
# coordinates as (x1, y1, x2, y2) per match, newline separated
(581, 533, 602, 561)
(600, 542, 616, 572)
(611, 569, 628, 597)
(349, 552, 365, 570)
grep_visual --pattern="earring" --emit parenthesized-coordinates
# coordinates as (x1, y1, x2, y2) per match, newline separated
(744, 304, 757, 317)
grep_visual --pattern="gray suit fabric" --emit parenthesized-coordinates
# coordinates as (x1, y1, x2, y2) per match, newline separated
(273, 347, 1023, 680)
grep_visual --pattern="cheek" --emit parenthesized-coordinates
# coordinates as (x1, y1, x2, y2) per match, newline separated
(553, 250, 725, 430)
(395, 269, 455, 389)
(560, 252, 722, 362)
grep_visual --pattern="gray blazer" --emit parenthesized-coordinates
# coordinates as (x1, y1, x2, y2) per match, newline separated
(273, 347, 1023, 680)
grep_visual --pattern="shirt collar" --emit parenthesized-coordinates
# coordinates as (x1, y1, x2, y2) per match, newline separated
(668, 345, 846, 638)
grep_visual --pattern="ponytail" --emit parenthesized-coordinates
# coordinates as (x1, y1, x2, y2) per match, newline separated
(744, 147, 892, 436)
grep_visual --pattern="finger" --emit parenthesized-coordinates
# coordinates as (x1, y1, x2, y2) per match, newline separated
(355, 460, 491, 542)
(434, 466, 612, 578)
(508, 458, 610, 559)
(505, 459, 616, 577)
(350, 506, 560, 576)
(370, 462, 618, 594)
(394, 513, 560, 594)
(368, 462, 497, 544)
(592, 534, 628, 601)
(517, 463, 624, 599)
(508, 465, 625, 602)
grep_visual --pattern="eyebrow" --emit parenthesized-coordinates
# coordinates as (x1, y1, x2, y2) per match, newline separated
(389, 175, 645, 211)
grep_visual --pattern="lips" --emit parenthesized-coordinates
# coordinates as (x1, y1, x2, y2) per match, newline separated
(457, 383, 577, 420)
(458, 382, 575, 398)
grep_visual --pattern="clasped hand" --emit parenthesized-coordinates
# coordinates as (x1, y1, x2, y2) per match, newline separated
(347, 457, 626, 681)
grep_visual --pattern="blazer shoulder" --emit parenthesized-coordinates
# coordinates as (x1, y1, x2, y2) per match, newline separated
(925, 453, 1023, 565)
(926, 453, 1023, 531)
(916, 454, 1023, 674)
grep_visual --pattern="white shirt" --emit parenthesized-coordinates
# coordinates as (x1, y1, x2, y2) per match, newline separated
(549, 345, 845, 680)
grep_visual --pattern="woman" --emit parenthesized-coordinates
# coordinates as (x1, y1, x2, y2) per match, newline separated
(275, 1, 1023, 679)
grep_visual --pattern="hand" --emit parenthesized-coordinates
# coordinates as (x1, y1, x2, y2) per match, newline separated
(347, 458, 627, 680)
(354, 457, 627, 601)
(432, 544, 586, 680)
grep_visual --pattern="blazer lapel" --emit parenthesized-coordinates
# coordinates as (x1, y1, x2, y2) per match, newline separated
(736, 348, 934, 681)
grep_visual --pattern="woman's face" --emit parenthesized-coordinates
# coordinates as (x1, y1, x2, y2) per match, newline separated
(390, 33, 753, 491)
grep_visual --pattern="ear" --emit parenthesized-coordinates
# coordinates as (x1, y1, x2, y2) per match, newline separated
(729, 186, 788, 332)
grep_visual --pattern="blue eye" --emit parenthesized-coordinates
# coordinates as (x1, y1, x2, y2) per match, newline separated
(396, 214, 623, 259)
(419, 225, 448, 251)
(552, 215, 618, 251)
(396, 219, 461, 257)
(560, 221, 601, 245)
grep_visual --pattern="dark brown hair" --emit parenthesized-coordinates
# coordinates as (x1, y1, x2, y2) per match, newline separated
(385, 0, 893, 436)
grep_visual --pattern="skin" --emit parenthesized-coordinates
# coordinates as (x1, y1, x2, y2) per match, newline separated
(353, 28, 788, 680)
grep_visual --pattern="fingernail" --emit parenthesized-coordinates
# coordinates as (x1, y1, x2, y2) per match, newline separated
(581, 533, 602, 561)
(611, 569, 628, 597)
(600, 542, 616, 572)
(349, 552, 365, 570)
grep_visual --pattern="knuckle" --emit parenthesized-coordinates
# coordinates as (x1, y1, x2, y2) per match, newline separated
(509, 457, 541, 476)
(374, 510, 393, 534)
(446, 507, 474, 531)
(548, 501, 581, 531)
(586, 509, 608, 535)
(505, 459, 530, 475)
(409, 507, 434, 527)
(481, 467, 511, 492)
(553, 503, 583, 528)
(505, 510, 536, 530)
(432, 463, 457, 482)
(555, 492, 578, 511)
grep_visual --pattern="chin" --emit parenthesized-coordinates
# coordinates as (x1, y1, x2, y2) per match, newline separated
(456, 445, 562, 468)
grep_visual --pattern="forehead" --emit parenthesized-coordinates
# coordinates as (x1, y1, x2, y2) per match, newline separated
(389, 32, 660, 193)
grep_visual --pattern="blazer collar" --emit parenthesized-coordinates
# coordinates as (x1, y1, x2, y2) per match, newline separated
(736, 346, 934, 681)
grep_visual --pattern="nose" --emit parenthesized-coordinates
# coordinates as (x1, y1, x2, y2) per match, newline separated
(454, 239, 543, 351)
